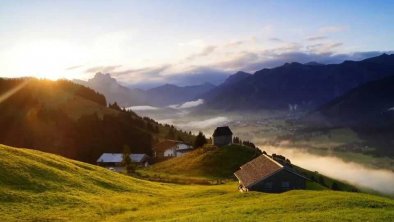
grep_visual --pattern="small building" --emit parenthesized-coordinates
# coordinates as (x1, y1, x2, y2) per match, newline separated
(212, 126, 233, 147)
(97, 153, 150, 172)
(153, 140, 193, 158)
(234, 154, 308, 193)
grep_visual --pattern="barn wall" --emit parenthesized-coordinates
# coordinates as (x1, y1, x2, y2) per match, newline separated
(249, 169, 306, 193)
(213, 135, 232, 147)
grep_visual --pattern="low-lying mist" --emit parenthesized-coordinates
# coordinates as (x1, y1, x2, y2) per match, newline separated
(262, 146, 394, 195)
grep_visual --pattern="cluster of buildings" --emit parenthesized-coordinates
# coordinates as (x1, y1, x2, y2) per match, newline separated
(96, 126, 234, 171)
(96, 125, 307, 193)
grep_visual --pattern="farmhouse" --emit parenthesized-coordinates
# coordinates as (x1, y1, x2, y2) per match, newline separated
(153, 140, 193, 158)
(234, 154, 308, 193)
(97, 153, 150, 172)
(212, 126, 233, 147)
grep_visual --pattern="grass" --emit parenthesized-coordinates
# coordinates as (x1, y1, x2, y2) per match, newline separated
(1, 144, 394, 221)
(138, 144, 260, 182)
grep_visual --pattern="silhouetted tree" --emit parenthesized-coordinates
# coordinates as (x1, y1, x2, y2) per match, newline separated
(122, 145, 135, 174)
(194, 131, 207, 148)
(331, 182, 340, 191)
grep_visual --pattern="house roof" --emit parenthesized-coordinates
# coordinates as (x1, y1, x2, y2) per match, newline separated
(212, 126, 233, 137)
(153, 140, 186, 152)
(234, 154, 284, 188)
(97, 153, 149, 163)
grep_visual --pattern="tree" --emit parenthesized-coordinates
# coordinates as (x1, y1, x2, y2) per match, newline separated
(194, 131, 207, 148)
(122, 145, 135, 174)
(166, 127, 176, 139)
(318, 176, 326, 187)
(331, 182, 340, 191)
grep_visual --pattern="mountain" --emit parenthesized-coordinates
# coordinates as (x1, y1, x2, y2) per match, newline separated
(302, 75, 394, 156)
(74, 73, 147, 106)
(2, 144, 393, 221)
(0, 78, 193, 163)
(146, 82, 215, 106)
(307, 75, 394, 128)
(203, 54, 394, 111)
(74, 73, 215, 107)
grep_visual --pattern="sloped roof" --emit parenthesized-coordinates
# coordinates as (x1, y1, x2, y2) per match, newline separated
(97, 153, 149, 163)
(213, 126, 233, 137)
(234, 154, 283, 188)
(153, 140, 184, 152)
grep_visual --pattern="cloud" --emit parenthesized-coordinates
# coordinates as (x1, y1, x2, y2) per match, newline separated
(262, 146, 394, 195)
(112, 64, 171, 77)
(269, 38, 283, 42)
(66, 65, 84, 70)
(169, 99, 204, 109)
(306, 42, 343, 53)
(185, 45, 217, 61)
(85, 65, 121, 73)
(126, 105, 158, 111)
(306, 36, 327, 41)
(181, 116, 229, 129)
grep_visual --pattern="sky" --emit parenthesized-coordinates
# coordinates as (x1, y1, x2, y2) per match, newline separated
(0, 0, 393, 87)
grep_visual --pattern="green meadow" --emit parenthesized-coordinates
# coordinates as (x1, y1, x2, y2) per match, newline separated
(1, 144, 394, 221)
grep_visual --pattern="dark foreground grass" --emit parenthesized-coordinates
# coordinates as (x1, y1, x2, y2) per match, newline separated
(1, 144, 393, 222)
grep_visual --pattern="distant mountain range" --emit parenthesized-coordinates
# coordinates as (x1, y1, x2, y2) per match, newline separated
(306, 75, 394, 128)
(202, 54, 394, 111)
(74, 73, 215, 107)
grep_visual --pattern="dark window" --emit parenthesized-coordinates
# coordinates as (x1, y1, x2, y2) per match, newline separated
(281, 181, 290, 188)
(264, 182, 273, 189)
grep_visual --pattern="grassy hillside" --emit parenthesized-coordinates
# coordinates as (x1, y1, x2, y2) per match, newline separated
(139, 145, 261, 181)
(1, 144, 394, 221)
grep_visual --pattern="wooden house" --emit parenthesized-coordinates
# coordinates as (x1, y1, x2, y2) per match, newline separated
(234, 154, 308, 193)
(212, 126, 233, 147)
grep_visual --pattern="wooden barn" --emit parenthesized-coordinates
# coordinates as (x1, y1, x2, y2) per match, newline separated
(234, 154, 308, 193)
(212, 126, 233, 147)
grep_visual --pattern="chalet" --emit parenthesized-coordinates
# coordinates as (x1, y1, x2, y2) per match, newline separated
(212, 126, 233, 147)
(234, 154, 308, 193)
(97, 153, 150, 172)
(153, 140, 193, 158)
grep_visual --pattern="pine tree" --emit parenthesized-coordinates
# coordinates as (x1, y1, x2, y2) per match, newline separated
(194, 131, 207, 148)
(122, 145, 135, 174)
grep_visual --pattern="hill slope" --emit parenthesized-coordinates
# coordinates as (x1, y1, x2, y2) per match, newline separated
(0, 78, 193, 163)
(1, 144, 394, 222)
(144, 145, 261, 179)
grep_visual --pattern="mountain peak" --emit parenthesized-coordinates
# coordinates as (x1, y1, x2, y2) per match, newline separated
(305, 61, 324, 66)
(222, 71, 251, 86)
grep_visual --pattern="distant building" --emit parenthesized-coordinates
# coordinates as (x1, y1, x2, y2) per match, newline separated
(212, 126, 233, 147)
(234, 154, 308, 193)
(97, 153, 150, 172)
(153, 140, 193, 158)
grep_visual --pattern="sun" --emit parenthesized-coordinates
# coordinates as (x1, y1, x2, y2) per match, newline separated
(5, 39, 86, 80)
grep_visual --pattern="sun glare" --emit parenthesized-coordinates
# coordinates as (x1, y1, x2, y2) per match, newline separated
(5, 39, 86, 80)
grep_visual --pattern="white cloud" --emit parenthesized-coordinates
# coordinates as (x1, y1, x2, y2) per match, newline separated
(126, 105, 158, 111)
(169, 99, 205, 109)
(185, 116, 229, 129)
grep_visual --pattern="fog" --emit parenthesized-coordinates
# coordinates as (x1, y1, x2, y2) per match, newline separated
(262, 146, 394, 195)
(132, 108, 394, 195)
(162, 116, 229, 130)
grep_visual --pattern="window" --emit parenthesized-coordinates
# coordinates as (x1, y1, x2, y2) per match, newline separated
(281, 181, 290, 188)
(264, 182, 273, 189)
